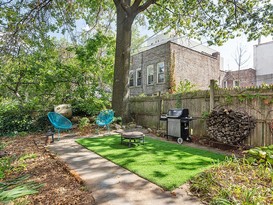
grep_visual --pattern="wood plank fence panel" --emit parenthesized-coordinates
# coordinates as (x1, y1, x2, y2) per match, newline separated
(129, 88, 273, 147)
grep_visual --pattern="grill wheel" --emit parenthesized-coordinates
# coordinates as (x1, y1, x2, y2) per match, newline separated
(177, 137, 183, 144)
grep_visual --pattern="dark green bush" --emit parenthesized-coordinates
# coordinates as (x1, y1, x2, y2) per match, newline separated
(0, 103, 32, 135)
(72, 96, 111, 116)
(0, 99, 50, 135)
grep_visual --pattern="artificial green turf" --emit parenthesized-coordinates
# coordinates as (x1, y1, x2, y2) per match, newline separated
(76, 135, 225, 190)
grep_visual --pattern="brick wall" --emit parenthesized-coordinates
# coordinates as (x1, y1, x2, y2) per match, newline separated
(170, 43, 220, 90)
(129, 41, 221, 96)
(130, 43, 170, 96)
(222, 68, 256, 88)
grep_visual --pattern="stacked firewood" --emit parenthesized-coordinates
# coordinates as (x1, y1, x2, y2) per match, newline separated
(207, 108, 256, 145)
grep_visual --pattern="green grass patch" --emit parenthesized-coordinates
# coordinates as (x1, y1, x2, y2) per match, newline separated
(76, 135, 225, 190)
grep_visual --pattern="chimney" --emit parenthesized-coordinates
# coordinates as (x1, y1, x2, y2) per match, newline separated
(212, 52, 220, 58)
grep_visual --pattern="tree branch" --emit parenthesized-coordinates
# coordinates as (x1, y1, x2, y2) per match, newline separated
(0, 0, 14, 6)
(132, 0, 142, 10)
(13, 0, 53, 36)
(137, 0, 156, 14)
(120, 0, 131, 16)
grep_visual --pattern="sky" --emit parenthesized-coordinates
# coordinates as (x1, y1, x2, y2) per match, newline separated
(211, 35, 273, 71)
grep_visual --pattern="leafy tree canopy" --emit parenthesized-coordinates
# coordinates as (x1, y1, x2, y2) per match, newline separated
(1, 0, 273, 120)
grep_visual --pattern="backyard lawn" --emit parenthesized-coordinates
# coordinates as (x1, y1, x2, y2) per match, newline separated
(76, 135, 226, 190)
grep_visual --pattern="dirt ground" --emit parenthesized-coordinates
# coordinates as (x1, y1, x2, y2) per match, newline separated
(0, 134, 95, 205)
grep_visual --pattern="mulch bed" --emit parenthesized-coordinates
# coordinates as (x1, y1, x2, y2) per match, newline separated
(0, 134, 95, 205)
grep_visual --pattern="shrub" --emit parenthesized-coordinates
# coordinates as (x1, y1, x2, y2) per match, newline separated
(79, 117, 90, 130)
(190, 157, 273, 204)
(72, 96, 111, 116)
(0, 100, 33, 135)
(0, 99, 50, 135)
(244, 145, 273, 165)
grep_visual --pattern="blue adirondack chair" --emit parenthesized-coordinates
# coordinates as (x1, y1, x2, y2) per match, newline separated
(47, 112, 72, 140)
(96, 109, 114, 132)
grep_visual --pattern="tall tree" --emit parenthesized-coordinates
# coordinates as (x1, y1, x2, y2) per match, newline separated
(111, 0, 273, 120)
(1, 0, 273, 120)
(112, 0, 156, 121)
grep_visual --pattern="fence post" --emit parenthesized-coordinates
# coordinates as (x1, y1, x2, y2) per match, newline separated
(210, 79, 215, 112)
(157, 92, 162, 130)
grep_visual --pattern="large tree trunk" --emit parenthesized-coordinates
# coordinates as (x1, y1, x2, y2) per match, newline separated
(112, 3, 134, 121)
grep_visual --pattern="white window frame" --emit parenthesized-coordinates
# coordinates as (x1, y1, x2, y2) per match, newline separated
(157, 62, 165, 83)
(147, 65, 154, 85)
(233, 80, 239, 87)
(129, 71, 134, 87)
(136, 68, 142, 86)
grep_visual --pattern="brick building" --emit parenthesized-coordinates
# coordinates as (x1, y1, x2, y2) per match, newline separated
(129, 41, 221, 96)
(221, 68, 256, 88)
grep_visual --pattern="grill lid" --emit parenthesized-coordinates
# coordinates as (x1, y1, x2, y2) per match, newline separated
(167, 108, 189, 118)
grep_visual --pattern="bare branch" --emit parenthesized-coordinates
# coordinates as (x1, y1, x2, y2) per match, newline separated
(0, 0, 14, 6)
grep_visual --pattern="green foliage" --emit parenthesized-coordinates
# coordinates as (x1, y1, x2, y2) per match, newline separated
(201, 111, 210, 120)
(175, 94, 182, 108)
(176, 80, 196, 94)
(0, 143, 6, 151)
(1, 0, 272, 123)
(0, 99, 33, 135)
(0, 32, 114, 132)
(224, 95, 232, 104)
(244, 145, 273, 165)
(190, 156, 273, 204)
(79, 117, 90, 130)
(73, 96, 110, 116)
(0, 157, 13, 179)
(0, 98, 52, 135)
(113, 116, 122, 125)
(18, 153, 37, 162)
(146, 0, 273, 45)
(0, 175, 43, 203)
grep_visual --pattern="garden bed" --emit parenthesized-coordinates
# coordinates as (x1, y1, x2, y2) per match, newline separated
(0, 134, 95, 204)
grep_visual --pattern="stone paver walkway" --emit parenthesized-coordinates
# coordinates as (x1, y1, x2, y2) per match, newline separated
(48, 135, 202, 205)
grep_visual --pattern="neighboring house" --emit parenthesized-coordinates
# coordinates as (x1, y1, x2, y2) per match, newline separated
(129, 41, 221, 96)
(254, 41, 273, 85)
(221, 68, 256, 88)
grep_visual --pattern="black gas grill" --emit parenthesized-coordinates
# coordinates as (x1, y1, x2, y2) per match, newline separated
(160, 108, 192, 144)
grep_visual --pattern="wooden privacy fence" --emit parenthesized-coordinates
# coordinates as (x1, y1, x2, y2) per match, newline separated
(129, 84, 273, 147)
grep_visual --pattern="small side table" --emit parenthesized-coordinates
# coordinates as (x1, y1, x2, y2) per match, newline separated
(45, 130, 54, 145)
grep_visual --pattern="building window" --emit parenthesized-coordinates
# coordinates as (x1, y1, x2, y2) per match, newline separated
(223, 81, 227, 88)
(136, 68, 142, 86)
(157, 62, 165, 83)
(129, 71, 134, 86)
(233, 80, 239, 87)
(147, 65, 154, 85)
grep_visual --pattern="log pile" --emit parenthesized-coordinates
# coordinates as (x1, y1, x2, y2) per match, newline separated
(207, 108, 256, 145)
